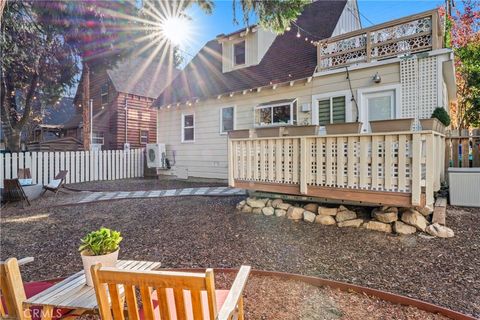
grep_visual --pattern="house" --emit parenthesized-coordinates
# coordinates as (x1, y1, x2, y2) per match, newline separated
(74, 55, 178, 150)
(153, 1, 456, 208)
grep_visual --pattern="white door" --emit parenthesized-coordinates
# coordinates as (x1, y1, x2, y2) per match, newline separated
(361, 90, 395, 132)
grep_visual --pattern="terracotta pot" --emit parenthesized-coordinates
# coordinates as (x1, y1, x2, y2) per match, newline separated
(255, 127, 286, 138)
(325, 122, 362, 135)
(369, 118, 414, 133)
(420, 118, 446, 134)
(284, 125, 319, 136)
(81, 249, 119, 286)
(228, 129, 255, 139)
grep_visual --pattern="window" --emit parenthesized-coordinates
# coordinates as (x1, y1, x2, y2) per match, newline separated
(101, 83, 109, 106)
(182, 113, 195, 142)
(233, 41, 246, 66)
(220, 106, 235, 134)
(365, 90, 395, 121)
(255, 100, 297, 127)
(140, 130, 149, 144)
(317, 96, 346, 125)
(92, 132, 104, 145)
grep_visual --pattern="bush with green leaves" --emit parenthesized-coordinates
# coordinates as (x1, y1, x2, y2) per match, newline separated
(431, 107, 451, 126)
(79, 228, 122, 256)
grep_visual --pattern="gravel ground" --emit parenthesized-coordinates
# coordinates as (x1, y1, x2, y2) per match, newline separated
(1, 197, 478, 318)
(66, 178, 227, 192)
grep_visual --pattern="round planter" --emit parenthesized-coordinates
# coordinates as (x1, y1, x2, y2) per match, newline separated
(81, 249, 119, 286)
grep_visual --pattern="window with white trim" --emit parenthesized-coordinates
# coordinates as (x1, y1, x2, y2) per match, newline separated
(255, 100, 297, 126)
(233, 41, 246, 66)
(364, 90, 395, 121)
(92, 132, 104, 145)
(317, 96, 346, 125)
(182, 113, 195, 142)
(220, 106, 235, 133)
(101, 83, 109, 106)
(140, 130, 149, 144)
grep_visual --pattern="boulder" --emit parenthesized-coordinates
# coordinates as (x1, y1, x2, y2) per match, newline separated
(271, 199, 283, 208)
(236, 200, 246, 210)
(246, 197, 267, 208)
(275, 209, 287, 217)
(415, 206, 433, 216)
(262, 207, 275, 216)
(337, 205, 350, 212)
(393, 221, 417, 235)
(336, 210, 357, 222)
(337, 219, 363, 228)
(241, 205, 252, 213)
(303, 211, 316, 223)
(252, 208, 262, 214)
(372, 208, 398, 223)
(318, 207, 337, 216)
(304, 203, 319, 213)
(381, 206, 398, 214)
(287, 207, 304, 220)
(266, 200, 272, 208)
(315, 215, 336, 225)
(364, 221, 392, 233)
(401, 210, 428, 231)
(276, 203, 291, 210)
(426, 223, 454, 238)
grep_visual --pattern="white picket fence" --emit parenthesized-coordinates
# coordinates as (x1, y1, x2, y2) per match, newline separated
(0, 149, 144, 188)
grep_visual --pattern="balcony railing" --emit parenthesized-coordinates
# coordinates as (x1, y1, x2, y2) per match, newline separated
(228, 130, 445, 208)
(317, 10, 443, 70)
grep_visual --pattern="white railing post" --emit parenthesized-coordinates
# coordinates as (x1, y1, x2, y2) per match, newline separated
(425, 133, 435, 208)
(411, 133, 423, 206)
(300, 137, 308, 194)
(228, 139, 234, 187)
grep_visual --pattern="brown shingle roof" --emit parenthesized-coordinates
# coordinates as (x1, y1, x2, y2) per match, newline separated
(154, 0, 347, 107)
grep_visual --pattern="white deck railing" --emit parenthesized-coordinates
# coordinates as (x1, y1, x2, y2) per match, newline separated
(228, 131, 445, 208)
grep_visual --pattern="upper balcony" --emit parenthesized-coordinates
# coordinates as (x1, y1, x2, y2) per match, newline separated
(317, 10, 444, 71)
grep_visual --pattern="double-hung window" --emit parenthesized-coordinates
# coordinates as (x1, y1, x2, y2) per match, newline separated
(92, 132, 104, 145)
(317, 96, 346, 125)
(182, 113, 195, 142)
(140, 130, 149, 144)
(255, 99, 297, 127)
(101, 83, 109, 107)
(220, 106, 235, 134)
(233, 41, 246, 66)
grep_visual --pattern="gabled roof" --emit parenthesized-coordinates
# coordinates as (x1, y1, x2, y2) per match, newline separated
(108, 57, 180, 99)
(154, 0, 347, 107)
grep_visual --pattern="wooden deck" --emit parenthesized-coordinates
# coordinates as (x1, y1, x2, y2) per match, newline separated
(228, 130, 445, 208)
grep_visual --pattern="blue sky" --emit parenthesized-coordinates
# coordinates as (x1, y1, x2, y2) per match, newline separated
(180, 0, 445, 63)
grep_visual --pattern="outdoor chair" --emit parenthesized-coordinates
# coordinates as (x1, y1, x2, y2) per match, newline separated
(41, 170, 68, 196)
(91, 264, 251, 320)
(2, 179, 30, 208)
(0, 257, 75, 320)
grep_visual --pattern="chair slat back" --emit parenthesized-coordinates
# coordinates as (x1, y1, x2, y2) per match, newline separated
(17, 169, 32, 180)
(3, 179, 27, 203)
(91, 265, 218, 320)
(54, 170, 68, 182)
(0, 258, 28, 320)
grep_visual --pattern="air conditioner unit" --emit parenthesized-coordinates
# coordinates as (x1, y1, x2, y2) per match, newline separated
(146, 143, 168, 169)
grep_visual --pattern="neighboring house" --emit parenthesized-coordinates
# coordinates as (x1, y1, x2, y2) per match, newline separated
(74, 56, 178, 150)
(153, 0, 456, 182)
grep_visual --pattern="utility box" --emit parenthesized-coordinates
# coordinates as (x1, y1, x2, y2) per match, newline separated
(448, 168, 480, 207)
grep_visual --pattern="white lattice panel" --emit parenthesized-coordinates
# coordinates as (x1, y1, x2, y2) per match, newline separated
(400, 56, 418, 126)
(418, 56, 438, 120)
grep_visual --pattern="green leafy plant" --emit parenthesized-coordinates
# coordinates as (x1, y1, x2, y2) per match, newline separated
(431, 107, 451, 126)
(79, 228, 122, 256)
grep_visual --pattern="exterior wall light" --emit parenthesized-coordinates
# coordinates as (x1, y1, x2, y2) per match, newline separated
(372, 72, 382, 83)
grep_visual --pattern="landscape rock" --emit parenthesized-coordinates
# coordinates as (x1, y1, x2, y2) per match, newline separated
(262, 207, 275, 216)
(426, 223, 454, 238)
(241, 205, 252, 213)
(266, 200, 272, 208)
(337, 205, 350, 212)
(393, 221, 417, 235)
(336, 210, 357, 222)
(236, 200, 246, 210)
(287, 207, 304, 220)
(275, 209, 287, 217)
(246, 197, 267, 208)
(271, 199, 283, 208)
(304, 203, 319, 213)
(337, 219, 364, 228)
(364, 221, 392, 233)
(372, 208, 398, 223)
(401, 210, 428, 231)
(318, 207, 337, 216)
(415, 206, 433, 216)
(252, 208, 262, 214)
(303, 211, 316, 223)
(315, 215, 336, 225)
(276, 203, 291, 210)
(381, 206, 398, 214)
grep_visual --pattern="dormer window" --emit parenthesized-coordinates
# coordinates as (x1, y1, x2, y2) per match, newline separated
(233, 41, 245, 66)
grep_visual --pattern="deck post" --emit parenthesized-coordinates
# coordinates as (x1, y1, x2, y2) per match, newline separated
(228, 139, 234, 187)
(425, 133, 435, 208)
(300, 137, 308, 195)
(411, 133, 422, 206)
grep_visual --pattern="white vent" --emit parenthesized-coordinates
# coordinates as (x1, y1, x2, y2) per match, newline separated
(146, 143, 168, 169)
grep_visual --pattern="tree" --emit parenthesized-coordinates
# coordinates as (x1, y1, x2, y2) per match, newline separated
(442, 0, 480, 129)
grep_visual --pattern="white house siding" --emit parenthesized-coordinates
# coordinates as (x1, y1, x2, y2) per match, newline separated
(331, 0, 362, 36)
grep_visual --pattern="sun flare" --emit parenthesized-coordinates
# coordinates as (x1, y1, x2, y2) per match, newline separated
(160, 16, 192, 47)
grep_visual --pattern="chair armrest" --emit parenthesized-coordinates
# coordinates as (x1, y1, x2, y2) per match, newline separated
(216, 266, 251, 320)
(17, 257, 34, 266)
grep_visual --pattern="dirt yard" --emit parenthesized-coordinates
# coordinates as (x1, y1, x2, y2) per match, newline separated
(1, 197, 479, 318)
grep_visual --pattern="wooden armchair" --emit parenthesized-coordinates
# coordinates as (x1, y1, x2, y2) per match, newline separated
(41, 170, 68, 196)
(91, 264, 251, 320)
(2, 179, 30, 208)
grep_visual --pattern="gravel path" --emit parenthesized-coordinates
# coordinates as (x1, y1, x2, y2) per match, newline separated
(1, 197, 478, 318)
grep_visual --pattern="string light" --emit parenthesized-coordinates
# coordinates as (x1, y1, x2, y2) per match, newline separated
(296, 26, 301, 38)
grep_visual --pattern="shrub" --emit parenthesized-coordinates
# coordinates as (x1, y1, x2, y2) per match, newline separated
(79, 227, 122, 256)
(431, 107, 451, 126)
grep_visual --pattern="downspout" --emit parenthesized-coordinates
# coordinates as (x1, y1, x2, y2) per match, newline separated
(125, 96, 128, 146)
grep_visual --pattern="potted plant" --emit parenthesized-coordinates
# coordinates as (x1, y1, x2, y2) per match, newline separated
(420, 107, 450, 134)
(79, 227, 122, 286)
(369, 118, 414, 133)
(325, 122, 363, 135)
